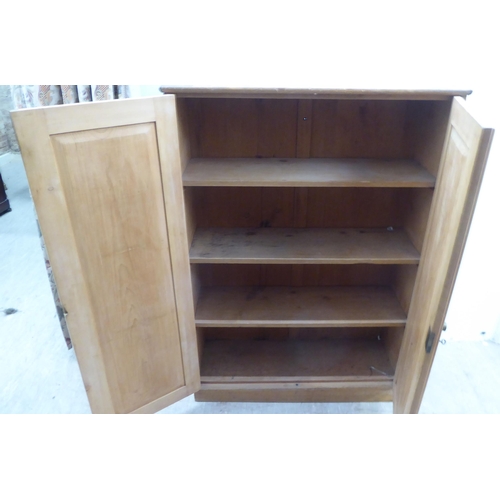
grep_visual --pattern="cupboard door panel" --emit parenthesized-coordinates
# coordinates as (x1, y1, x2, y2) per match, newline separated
(11, 96, 200, 413)
(394, 97, 494, 413)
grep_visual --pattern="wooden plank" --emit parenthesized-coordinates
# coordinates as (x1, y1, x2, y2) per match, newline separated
(190, 227, 420, 264)
(195, 286, 407, 327)
(200, 339, 394, 381)
(195, 381, 393, 402)
(183, 158, 436, 187)
(393, 97, 492, 413)
(161, 87, 471, 100)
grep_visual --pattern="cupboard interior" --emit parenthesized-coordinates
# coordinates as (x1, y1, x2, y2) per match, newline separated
(197, 327, 404, 381)
(176, 97, 452, 397)
(178, 98, 451, 170)
(190, 259, 415, 383)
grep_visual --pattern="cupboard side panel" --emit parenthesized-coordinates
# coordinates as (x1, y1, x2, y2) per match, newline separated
(408, 100, 452, 177)
(384, 327, 405, 370)
(392, 265, 418, 315)
(154, 96, 201, 394)
(176, 97, 192, 172)
(401, 188, 434, 254)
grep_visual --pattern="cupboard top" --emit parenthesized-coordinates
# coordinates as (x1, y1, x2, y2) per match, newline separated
(159, 86, 472, 100)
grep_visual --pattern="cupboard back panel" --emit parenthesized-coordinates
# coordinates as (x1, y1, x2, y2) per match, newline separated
(193, 263, 396, 287)
(184, 98, 298, 158)
(180, 98, 450, 163)
(187, 186, 431, 229)
(310, 100, 411, 158)
(201, 326, 389, 341)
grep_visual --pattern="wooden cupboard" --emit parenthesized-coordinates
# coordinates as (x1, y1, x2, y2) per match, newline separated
(11, 88, 494, 413)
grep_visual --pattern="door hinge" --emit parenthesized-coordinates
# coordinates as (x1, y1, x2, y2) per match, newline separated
(425, 330, 436, 353)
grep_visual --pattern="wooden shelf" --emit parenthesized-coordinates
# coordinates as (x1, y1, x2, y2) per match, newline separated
(200, 339, 394, 382)
(190, 227, 420, 264)
(183, 158, 436, 187)
(195, 286, 407, 328)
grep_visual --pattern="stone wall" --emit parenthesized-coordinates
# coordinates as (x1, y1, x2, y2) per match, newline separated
(0, 86, 19, 153)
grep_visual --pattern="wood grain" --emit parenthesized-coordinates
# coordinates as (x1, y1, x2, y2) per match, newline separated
(408, 100, 453, 177)
(160, 86, 471, 100)
(202, 326, 387, 341)
(153, 96, 201, 397)
(11, 108, 115, 414)
(296, 99, 313, 157)
(410, 121, 494, 413)
(384, 327, 405, 370)
(310, 100, 410, 159)
(183, 158, 436, 187)
(194, 263, 395, 287)
(195, 286, 407, 327)
(401, 188, 434, 253)
(11, 96, 200, 414)
(393, 265, 419, 315)
(192, 187, 411, 229)
(394, 97, 491, 413)
(195, 382, 393, 403)
(200, 339, 394, 380)
(51, 124, 185, 414)
(175, 97, 192, 173)
(44, 97, 156, 135)
(186, 98, 297, 158)
(190, 227, 420, 264)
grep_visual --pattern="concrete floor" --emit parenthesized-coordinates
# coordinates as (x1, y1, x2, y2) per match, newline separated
(1, 152, 499, 414)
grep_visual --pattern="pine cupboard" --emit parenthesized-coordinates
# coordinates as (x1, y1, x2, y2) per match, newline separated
(11, 88, 494, 414)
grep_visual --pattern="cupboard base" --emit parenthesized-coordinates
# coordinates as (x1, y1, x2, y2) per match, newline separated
(195, 381, 393, 403)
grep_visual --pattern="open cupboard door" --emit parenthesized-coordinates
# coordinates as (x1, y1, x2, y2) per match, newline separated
(394, 97, 494, 414)
(11, 96, 200, 413)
